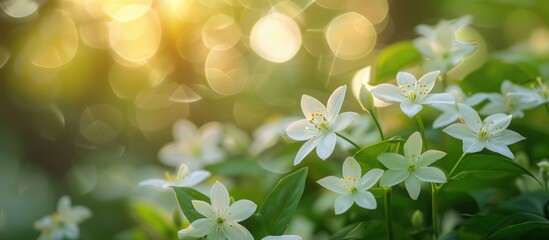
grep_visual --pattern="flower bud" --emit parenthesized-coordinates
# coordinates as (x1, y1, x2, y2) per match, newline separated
(538, 159, 549, 171)
(411, 209, 424, 229)
(359, 85, 374, 113)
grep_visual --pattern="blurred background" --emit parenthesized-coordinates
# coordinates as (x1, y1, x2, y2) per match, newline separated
(2, 0, 549, 239)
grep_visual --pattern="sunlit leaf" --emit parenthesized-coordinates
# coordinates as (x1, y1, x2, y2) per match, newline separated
(485, 213, 549, 240)
(260, 167, 308, 236)
(129, 201, 176, 240)
(374, 41, 421, 83)
(449, 155, 540, 184)
(462, 58, 539, 92)
(353, 137, 403, 172)
(172, 187, 210, 222)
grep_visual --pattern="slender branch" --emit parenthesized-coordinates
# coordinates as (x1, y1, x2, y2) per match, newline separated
(431, 183, 441, 239)
(384, 187, 394, 240)
(335, 132, 360, 150)
(370, 110, 385, 141)
(415, 114, 428, 150)
(448, 153, 467, 178)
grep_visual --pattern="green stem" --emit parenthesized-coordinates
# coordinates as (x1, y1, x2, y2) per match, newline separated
(544, 103, 549, 115)
(370, 110, 385, 141)
(448, 153, 467, 178)
(415, 114, 428, 150)
(336, 132, 360, 150)
(543, 172, 549, 195)
(431, 183, 441, 239)
(384, 187, 394, 240)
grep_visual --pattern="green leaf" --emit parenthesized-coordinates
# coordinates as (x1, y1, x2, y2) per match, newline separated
(353, 137, 402, 172)
(462, 58, 539, 92)
(449, 154, 540, 184)
(241, 213, 268, 239)
(129, 201, 176, 240)
(172, 187, 210, 222)
(259, 167, 308, 236)
(485, 213, 549, 240)
(375, 41, 421, 83)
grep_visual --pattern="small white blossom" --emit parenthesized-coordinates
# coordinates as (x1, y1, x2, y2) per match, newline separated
(371, 71, 455, 118)
(160, 120, 225, 170)
(317, 157, 383, 214)
(250, 117, 300, 156)
(286, 85, 359, 165)
(178, 182, 256, 240)
(479, 80, 541, 118)
(139, 164, 210, 189)
(414, 16, 477, 73)
(34, 196, 91, 240)
(378, 132, 447, 200)
(443, 104, 525, 159)
(431, 85, 487, 128)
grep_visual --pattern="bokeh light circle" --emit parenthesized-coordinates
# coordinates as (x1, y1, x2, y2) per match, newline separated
(250, 13, 302, 63)
(205, 48, 248, 95)
(326, 12, 377, 60)
(201, 14, 242, 50)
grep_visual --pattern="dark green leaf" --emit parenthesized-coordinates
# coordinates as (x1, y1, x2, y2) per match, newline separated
(329, 222, 368, 240)
(449, 155, 540, 184)
(462, 58, 538, 92)
(260, 167, 308, 236)
(353, 137, 402, 172)
(172, 187, 210, 222)
(375, 41, 421, 83)
(241, 213, 268, 239)
(485, 213, 549, 240)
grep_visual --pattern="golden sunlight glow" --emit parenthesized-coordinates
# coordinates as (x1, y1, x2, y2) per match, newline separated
(79, 104, 124, 144)
(326, 12, 376, 60)
(177, 27, 211, 63)
(170, 0, 209, 22)
(29, 10, 79, 68)
(250, 13, 302, 63)
(80, 21, 109, 49)
(109, 9, 161, 65)
(347, 0, 388, 25)
(0, 47, 10, 69)
(202, 14, 242, 50)
(1, 0, 39, 18)
(102, 0, 152, 22)
(109, 63, 157, 99)
(205, 48, 248, 95)
(352, 66, 390, 107)
(170, 85, 202, 103)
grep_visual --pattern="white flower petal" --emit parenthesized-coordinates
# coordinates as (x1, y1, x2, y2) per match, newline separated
(342, 157, 361, 179)
(380, 170, 409, 187)
(294, 138, 317, 165)
(466, 93, 489, 106)
(443, 123, 476, 140)
(69, 206, 92, 223)
(422, 93, 455, 105)
(354, 191, 377, 209)
(371, 84, 406, 103)
(224, 222, 254, 240)
(485, 113, 511, 135)
(173, 119, 198, 141)
(317, 176, 346, 194)
(64, 223, 79, 239)
(404, 175, 421, 200)
(397, 72, 417, 86)
(192, 200, 215, 218)
(378, 153, 408, 170)
(326, 85, 346, 122)
(331, 112, 359, 132)
(457, 103, 482, 130)
(334, 195, 354, 215)
(492, 130, 525, 145)
(182, 170, 211, 187)
(417, 150, 446, 167)
(286, 119, 317, 141)
(200, 122, 223, 145)
(262, 235, 303, 240)
(210, 182, 230, 211)
(479, 95, 507, 116)
(463, 138, 485, 153)
(57, 196, 71, 212)
(400, 102, 423, 118)
(415, 167, 447, 183)
(358, 168, 384, 190)
(301, 94, 326, 119)
(485, 142, 515, 159)
(433, 110, 459, 128)
(405, 132, 423, 159)
(417, 70, 440, 92)
(139, 179, 170, 189)
(179, 218, 216, 238)
(228, 200, 257, 222)
(206, 231, 225, 240)
(316, 132, 336, 160)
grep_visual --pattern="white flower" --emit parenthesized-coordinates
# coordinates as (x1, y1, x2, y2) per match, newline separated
(160, 120, 225, 170)
(250, 117, 300, 156)
(178, 182, 256, 240)
(139, 164, 210, 189)
(378, 132, 447, 200)
(34, 196, 92, 240)
(317, 157, 383, 214)
(286, 85, 359, 165)
(371, 71, 455, 118)
(262, 235, 303, 240)
(431, 85, 487, 128)
(443, 103, 525, 159)
(414, 16, 476, 73)
(534, 77, 549, 104)
(479, 80, 542, 118)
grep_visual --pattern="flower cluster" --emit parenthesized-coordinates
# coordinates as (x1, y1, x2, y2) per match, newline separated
(34, 196, 91, 240)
